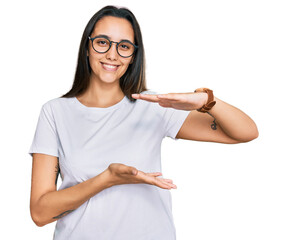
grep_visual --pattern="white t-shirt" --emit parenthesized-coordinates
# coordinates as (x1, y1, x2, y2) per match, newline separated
(28, 90, 190, 240)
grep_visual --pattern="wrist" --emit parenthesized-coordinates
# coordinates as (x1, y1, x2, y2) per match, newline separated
(99, 169, 115, 188)
(194, 88, 216, 113)
(208, 96, 219, 113)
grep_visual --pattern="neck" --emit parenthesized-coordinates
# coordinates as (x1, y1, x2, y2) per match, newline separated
(77, 76, 125, 108)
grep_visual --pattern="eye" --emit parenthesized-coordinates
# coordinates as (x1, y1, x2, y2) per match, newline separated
(94, 37, 110, 47)
(119, 42, 132, 50)
(97, 40, 108, 45)
(121, 44, 129, 49)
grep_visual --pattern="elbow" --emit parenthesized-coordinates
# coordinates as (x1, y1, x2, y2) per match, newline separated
(239, 128, 259, 143)
(30, 206, 48, 227)
(239, 120, 259, 143)
(247, 125, 259, 142)
(230, 125, 259, 143)
(34, 221, 46, 228)
(242, 134, 258, 143)
(31, 214, 46, 227)
(252, 129, 259, 141)
(244, 121, 260, 142)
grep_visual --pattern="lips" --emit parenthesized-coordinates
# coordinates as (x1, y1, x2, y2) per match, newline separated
(101, 62, 120, 71)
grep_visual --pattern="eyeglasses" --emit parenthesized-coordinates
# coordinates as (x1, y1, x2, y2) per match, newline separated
(88, 36, 138, 58)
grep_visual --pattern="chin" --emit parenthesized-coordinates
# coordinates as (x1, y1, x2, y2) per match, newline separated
(100, 75, 120, 83)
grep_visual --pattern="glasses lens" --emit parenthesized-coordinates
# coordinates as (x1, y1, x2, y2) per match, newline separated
(92, 38, 110, 53)
(118, 41, 135, 57)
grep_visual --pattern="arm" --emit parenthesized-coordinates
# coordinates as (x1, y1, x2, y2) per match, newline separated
(208, 96, 259, 142)
(131, 92, 258, 144)
(176, 95, 259, 143)
(30, 154, 177, 227)
(30, 153, 112, 227)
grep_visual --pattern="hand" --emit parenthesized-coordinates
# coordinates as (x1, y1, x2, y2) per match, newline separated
(131, 92, 208, 111)
(106, 163, 177, 190)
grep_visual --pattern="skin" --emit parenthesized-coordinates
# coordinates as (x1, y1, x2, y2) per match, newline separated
(76, 16, 135, 108)
(30, 15, 258, 227)
(131, 92, 259, 143)
(30, 16, 176, 228)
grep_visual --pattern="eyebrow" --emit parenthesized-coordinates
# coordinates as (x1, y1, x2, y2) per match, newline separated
(94, 34, 133, 43)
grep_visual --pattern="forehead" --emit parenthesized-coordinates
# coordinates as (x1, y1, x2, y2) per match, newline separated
(91, 16, 134, 42)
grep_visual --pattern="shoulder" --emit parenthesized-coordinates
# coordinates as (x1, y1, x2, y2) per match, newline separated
(42, 97, 70, 109)
(40, 97, 71, 118)
(34, 97, 74, 125)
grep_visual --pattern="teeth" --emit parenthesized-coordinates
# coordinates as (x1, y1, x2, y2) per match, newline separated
(103, 63, 118, 69)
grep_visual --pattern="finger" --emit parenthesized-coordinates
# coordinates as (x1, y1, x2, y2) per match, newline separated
(156, 178, 177, 189)
(147, 172, 162, 177)
(131, 94, 160, 103)
(161, 182, 177, 189)
(157, 93, 181, 101)
(156, 181, 172, 189)
(158, 98, 179, 103)
(162, 179, 173, 183)
(159, 178, 177, 188)
(124, 166, 138, 175)
(131, 168, 138, 175)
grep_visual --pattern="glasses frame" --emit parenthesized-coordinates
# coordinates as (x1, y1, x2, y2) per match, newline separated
(88, 36, 138, 58)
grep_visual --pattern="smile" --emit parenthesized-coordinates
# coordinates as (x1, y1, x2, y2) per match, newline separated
(101, 62, 120, 71)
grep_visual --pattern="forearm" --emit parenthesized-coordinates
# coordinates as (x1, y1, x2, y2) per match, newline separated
(209, 97, 259, 142)
(31, 170, 112, 227)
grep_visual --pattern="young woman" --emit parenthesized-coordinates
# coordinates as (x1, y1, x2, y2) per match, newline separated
(28, 5, 258, 240)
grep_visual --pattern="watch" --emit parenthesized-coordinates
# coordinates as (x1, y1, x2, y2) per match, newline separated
(194, 88, 216, 113)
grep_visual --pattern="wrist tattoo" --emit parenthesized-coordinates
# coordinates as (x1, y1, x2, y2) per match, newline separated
(207, 112, 217, 130)
(53, 210, 75, 219)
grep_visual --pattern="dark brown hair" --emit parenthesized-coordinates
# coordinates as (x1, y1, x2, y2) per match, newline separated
(60, 5, 149, 102)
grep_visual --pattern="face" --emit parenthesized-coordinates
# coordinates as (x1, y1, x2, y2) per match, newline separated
(87, 16, 135, 84)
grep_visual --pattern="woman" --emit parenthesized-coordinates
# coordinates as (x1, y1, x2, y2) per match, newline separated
(28, 5, 258, 240)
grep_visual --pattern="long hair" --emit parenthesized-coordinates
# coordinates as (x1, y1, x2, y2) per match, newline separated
(60, 5, 149, 102)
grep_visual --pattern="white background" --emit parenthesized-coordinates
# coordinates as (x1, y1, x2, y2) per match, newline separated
(1, 0, 286, 239)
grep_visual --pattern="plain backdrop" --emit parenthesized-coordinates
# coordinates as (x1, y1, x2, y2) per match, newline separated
(1, 0, 286, 239)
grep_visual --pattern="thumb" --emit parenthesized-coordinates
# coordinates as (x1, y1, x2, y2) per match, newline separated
(130, 168, 138, 176)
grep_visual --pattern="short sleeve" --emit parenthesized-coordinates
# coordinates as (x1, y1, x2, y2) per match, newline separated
(162, 107, 190, 141)
(28, 102, 59, 158)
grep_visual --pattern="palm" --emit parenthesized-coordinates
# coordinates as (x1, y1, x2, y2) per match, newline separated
(138, 170, 176, 189)
(131, 92, 207, 111)
(108, 163, 176, 190)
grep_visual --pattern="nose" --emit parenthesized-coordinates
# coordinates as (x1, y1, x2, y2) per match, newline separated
(106, 42, 118, 60)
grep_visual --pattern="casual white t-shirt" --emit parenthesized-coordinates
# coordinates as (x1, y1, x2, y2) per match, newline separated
(28, 90, 190, 240)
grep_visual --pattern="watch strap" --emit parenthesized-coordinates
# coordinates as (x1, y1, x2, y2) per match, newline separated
(194, 88, 216, 113)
